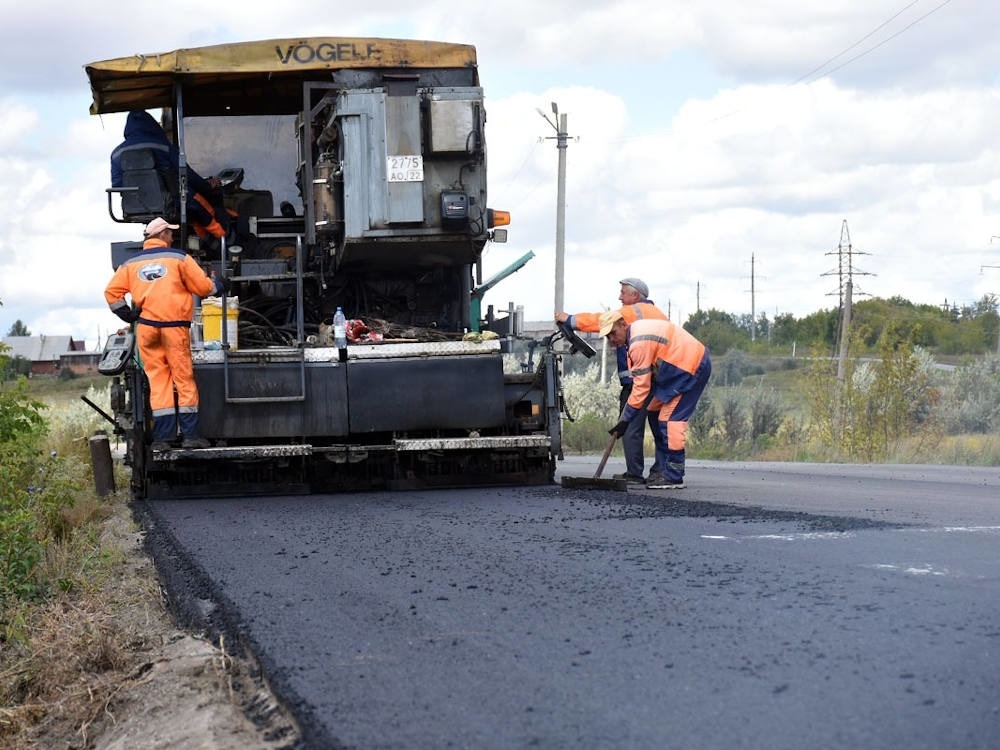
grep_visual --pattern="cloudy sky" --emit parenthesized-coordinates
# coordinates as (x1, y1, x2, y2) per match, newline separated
(2, 0, 999, 349)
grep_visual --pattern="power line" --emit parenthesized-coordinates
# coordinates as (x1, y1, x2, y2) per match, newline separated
(792, 0, 924, 85)
(805, 0, 954, 82)
(503, 141, 542, 189)
(599, 0, 956, 146)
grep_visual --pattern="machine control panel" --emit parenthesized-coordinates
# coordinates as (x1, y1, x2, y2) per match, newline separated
(98, 330, 135, 375)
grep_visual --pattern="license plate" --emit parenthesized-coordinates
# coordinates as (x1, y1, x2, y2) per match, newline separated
(387, 155, 424, 182)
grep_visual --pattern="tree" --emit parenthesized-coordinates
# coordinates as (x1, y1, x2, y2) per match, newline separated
(770, 312, 799, 347)
(794, 308, 839, 350)
(6, 320, 30, 337)
(683, 308, 750, 354)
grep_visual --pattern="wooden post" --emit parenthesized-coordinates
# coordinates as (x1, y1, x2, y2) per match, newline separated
(89, 430, 116, 496)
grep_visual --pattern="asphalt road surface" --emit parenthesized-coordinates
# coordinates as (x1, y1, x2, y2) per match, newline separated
(141, 460, 1000, 749)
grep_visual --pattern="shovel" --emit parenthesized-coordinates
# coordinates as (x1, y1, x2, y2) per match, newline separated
(560, 433, 628, 491)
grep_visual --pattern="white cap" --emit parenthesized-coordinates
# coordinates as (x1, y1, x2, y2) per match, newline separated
(144, 217, 180, 237)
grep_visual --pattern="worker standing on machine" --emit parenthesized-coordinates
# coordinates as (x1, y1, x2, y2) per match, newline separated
(104, 217, 229, 451)
(555, 278, 667, 484)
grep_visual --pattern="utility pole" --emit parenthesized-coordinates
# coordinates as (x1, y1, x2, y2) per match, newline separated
(836, 280, 853, 382)
(823, 219, 873, 362)
(982, 263, 1000, 356)
(747, 253, 765, 342)
(538, 103, 570, 313)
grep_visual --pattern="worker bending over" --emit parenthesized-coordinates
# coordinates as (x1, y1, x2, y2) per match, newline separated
(601, 309, 711, 489)
(556, 278, 667, 484)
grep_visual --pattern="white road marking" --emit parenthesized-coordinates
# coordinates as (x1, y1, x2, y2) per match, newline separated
(700, 531, 855, 542)
(863, 563, 948, 576)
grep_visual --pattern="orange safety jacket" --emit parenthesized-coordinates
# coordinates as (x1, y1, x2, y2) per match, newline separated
(566, 300, 667, 386)
(621, 317, 708, 423)
(105, 238, 218, 325)
(189, 193, 231, 239)
(567, 301, 667, 385)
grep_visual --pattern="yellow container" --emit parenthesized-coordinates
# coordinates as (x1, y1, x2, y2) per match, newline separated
(202, 297, 239, 350)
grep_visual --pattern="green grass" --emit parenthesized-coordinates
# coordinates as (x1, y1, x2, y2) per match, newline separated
(12, 374, 107, 406)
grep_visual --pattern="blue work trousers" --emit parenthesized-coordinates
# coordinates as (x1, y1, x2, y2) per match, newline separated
(619, 384, 658, 478)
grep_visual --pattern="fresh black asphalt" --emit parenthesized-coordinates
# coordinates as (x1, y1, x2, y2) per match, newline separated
(137, 463, 1000, 749)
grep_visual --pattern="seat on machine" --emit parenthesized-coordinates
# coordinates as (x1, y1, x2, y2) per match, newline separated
(227, 190, 274, 221)
(118, 148, 177, 223)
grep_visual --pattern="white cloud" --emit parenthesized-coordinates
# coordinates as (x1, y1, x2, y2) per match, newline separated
(3, 0, 1000, 345)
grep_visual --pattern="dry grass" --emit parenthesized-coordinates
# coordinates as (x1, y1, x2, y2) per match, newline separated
(1, 375, 296, 750)
(922, 433, 1000, 466)
(0, 493, 163, 749)
(1, 490, 298, 750)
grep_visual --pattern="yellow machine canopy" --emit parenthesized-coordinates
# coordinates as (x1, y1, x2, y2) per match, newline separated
(85, 37, 479, 115)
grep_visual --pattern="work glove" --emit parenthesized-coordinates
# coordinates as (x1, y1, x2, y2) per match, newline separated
(213, 276, 233, 296)
(113, 307, 139, 324)
(608, 419, 629, 439)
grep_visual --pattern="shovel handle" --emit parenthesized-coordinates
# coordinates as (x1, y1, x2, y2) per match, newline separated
(594, 434, 617, 479)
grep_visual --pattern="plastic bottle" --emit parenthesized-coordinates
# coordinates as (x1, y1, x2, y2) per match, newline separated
(333, 307, 347, 349)
(191, 308, 204, 350)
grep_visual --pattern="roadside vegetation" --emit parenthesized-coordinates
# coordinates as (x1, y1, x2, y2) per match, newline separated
(0, 362, 290, 747)
(0, 341, 144, 747)
(560, 344, 1000, 465)
(556, 294, 1000, 465)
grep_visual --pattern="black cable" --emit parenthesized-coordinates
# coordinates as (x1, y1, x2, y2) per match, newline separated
(792, 0, 924, 85)
(807, 0, 955, 82)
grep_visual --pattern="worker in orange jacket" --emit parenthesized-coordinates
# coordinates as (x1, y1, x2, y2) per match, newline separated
(556, 278, 667, 483)
(105, 217, 228, 451)
(601, 309, 711, 489)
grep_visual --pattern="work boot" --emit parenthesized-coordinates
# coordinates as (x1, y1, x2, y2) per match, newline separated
(181, 437, 211, 449)
(646, 471, 685, 489)
(613, 472, 645, 485)
(150, 440, 173, 452)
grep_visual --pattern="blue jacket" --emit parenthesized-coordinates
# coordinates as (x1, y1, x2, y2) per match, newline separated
(110, 110, 214, 197)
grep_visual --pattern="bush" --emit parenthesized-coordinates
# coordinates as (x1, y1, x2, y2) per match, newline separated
(0, 380, 46, 444)
(720, 395, 745, 447)
(0, 377, 108, 634)
(692, 381, 787, 458)
(0, 381, 49, 611)
(806, 331, 939, 461)
(1, 356, 32, 381)
(749, 386, 784, 442)
(937, 356, 1000, 434)
(561, 363, 619, 423)
(0, 507, 42, 604)
(559, 364, 620, 454)
(562, 413, 618, 455)
(714, 349, 766, 386)
(687, 387, 716, 445)
(715, 349, 748, 386)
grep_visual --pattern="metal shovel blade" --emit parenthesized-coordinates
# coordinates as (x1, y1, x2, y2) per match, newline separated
(559, 434, 627, 490)
(560, 475, 628, 491)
